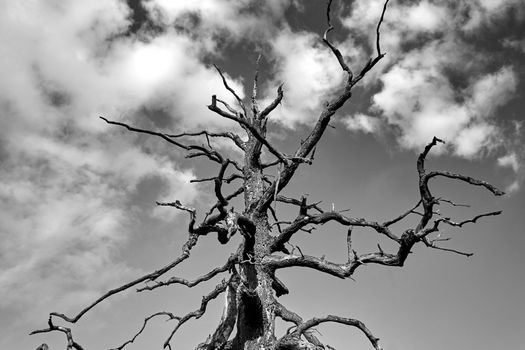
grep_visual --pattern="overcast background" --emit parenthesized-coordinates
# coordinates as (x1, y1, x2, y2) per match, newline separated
(0, 0, 524, 349)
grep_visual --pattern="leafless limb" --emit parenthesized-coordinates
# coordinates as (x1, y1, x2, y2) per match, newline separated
(289, 315, 381, 350)
(31, 317, 84, 350)
(323, 0, 353, 79)
(190, 173, 244, 184)
(416, 136, 504, 233)
(276, 195, 324, 214)
(137, 254, 237, 292)
(271, 211, 399, 253)
(196, 275, 240, 350)
(100, 117, 224, 164)
(110, 312, 178, 350)
(421, 238, 473, 257)
(251, 54, 262, 118)
(274, 301, 324, 348)
(382, 199, 422, 227)
(254, 0, 391, 213)
(166, 130, 246, 151)
(441, 211, 502, 228)
(204, 187, 245, 220)
(213, 64, 247, 117)
(48, 233, 200, 324)
(163, 276, 235, 348)
(259, 83, 284, 123)
(209, 96, 290, 165)
(436, 198, 470, 208)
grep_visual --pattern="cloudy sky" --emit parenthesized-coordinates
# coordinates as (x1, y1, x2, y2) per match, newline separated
(0, 0, 524, 349)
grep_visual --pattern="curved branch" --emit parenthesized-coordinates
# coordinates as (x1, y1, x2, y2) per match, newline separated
(167, 130, 246, 151)
(323, 0, 353, 78)
(294, 315, 381, 350)
(259, 83, 284, 122)
(48, 233, 199, 323)
(382, 199, 422, 227)
(30, 317, 84, 350)
(208, 100, 289, 165)
(163, 277, 233, 348)
(100, 117, 223, 164)
(213, 64, 247, 117)
(110, 312, 178, 350)
(274, 301, 324, 348)
(137, 254, 237, 292)
(426, 171, 505, 196)
(196, 275, 240, 350)
(270, 211, 399, 253)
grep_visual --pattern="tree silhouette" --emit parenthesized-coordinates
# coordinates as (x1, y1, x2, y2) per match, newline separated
(31, 1, 504, 349)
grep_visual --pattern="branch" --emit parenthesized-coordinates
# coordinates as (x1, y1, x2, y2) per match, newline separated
(30, 317, 84, 350)
(323, 0, 353, 79)
(167, 130, 246, 151)
(421, 238, 474, 257)
(213, 64, 247, 117)
(382, 199, 422, 227)
(163, 277, 234, 348)
(416, 136, 504, 232)
(440, 211, 502, 228)
(294, 315, 381, 350)
(196, 275, 240, 350)
(48, 233, 199, 324)
(426, 171, 505, 196)
(190, 173, 243, 184)
(276, 195, 324, 213)
(274, 301, 324, 348)
(349, 0, 390, 87)
(204, 187, 245, 220)
(251, 54, 262, 119)
(259, 83, 284, 122)
(100, 117, 223, 164)
(270, 212, 399, 253)
(110, 312, 178, 350)
(137, 254, 237, 292)
(156, 200, 197, 232)
(208, 98, 289, 165)
(255, 1, 391, 213)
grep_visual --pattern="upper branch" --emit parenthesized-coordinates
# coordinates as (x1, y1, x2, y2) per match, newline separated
(213, 64, 247, 117)
(208, 96, 289, 164)
(167, 130, 246, 151)
(254, 0, 391, 213)
(416, 137, 504, 232)
(270, 211, 399, 253)
(100, 117, 223, 164)
(323, 0, 353, 79)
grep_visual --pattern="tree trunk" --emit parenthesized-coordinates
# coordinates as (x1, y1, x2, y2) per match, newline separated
(231, 136, 277, 350)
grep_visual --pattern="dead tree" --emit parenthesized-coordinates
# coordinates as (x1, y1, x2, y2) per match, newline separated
(31, 1, 504, 349)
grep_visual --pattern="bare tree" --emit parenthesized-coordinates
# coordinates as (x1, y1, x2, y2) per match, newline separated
(32, 1, 504, 349)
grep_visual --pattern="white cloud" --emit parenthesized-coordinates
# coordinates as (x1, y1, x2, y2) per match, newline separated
(343, 113, 380, 133)
(498, 153, 520, 173)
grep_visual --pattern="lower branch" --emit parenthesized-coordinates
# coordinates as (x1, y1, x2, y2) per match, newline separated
(163, 277, 233, 349)
(110, 312, 178, 350)
(48, 233, 199, 324)
(31, 317, 84, 350)
(292, 315, 381, 350)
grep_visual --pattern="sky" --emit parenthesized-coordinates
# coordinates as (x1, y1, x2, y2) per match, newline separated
(0, 0, 524, 349)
